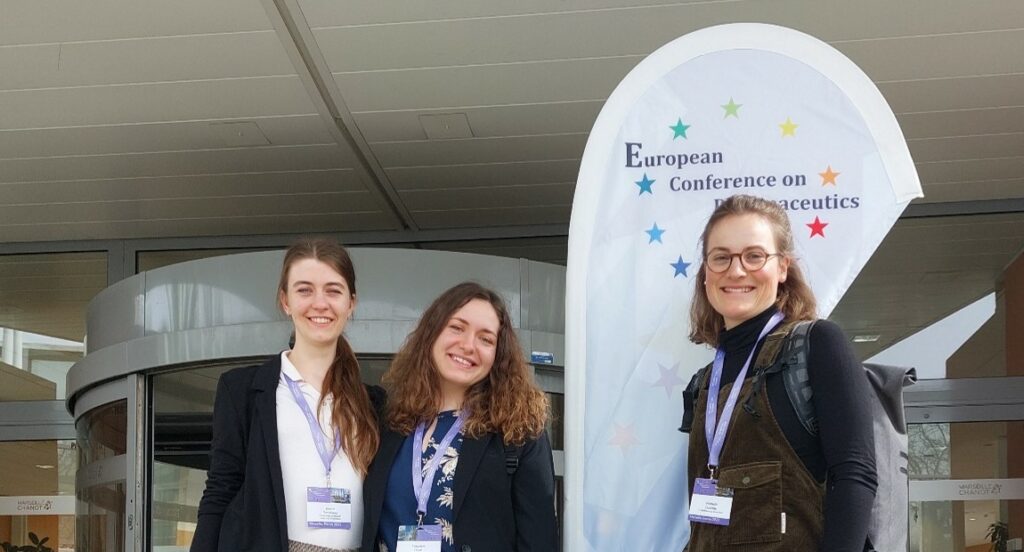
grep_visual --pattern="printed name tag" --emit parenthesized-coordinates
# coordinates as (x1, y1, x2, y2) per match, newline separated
(395, 524, 442, 552)
(688, 478, 733, 526)
(306, 487, 351, 529)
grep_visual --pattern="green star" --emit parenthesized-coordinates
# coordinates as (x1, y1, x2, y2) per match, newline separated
(669, 118, 691, 139)
(721, 98, 742, 118)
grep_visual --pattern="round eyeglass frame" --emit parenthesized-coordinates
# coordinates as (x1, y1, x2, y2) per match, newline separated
(703, 247, 784, 273)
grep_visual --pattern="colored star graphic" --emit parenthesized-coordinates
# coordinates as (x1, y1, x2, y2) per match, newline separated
(645, 222, 665, 244)
(652, 363, 685, 398)
(609, 423, 640, 452)
(819, 165, 840, 186)
(635, 173, 655, 195)
(807, 216, 828, 238)
(671, 256, 691, 277)
(721, 97, 742, 118)
(779, 117, 798, 137)
(669, 118, 691, 139)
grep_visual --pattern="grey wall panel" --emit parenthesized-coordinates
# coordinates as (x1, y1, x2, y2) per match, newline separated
(144, 252, 284, 335)
(349, 248, 523, 326)
(87, 273, 145, 353)
(525, 260, 566, 335)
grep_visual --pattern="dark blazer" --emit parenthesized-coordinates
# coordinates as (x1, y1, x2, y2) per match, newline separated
(191, 355, 385, 552)
(361, 425, 559, 552)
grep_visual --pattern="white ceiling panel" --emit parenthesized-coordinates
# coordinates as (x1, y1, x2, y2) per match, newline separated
(878, 73, 1024, 114)
(411, 204, 571, 229)
(333, 57, 637, 112)
(299, 0, 709, 27)
(0, 192, 382, 226)
(0, 211, 395, 243)
(0, 170, 365, 204)
(0, 0, 272, 45)
(372, 134, 587, 167)
(0, 77, 316, 129)
(916, 156, 1024, 184)
(300, 0, 1024, 40)
(897, 107, 1024, 140)
(0, 116, 331, 158)
(387, 159, 580, 191)
(837, 29, 1024, 83)
(923, 179, 1024, 203)
(0, 32, 292, 91)
(0, 145, 352, 183)
(908, 133, 1024, 163)
(400, 182, 573, 210)
(354, 101, 603, 141)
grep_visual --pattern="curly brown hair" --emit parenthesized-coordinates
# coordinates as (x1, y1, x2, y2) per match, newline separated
(689, 195, 818, 347)
(383, 282, 549, 445)
(278, 237, 379, 476)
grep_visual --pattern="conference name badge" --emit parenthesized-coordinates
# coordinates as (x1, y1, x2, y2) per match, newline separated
(688, 478, 733, 525)
(306, 487, 351, 529)
(396, 524, 442, 552)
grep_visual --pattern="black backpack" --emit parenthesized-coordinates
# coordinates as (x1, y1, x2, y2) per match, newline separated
(681, 320, 916, 552)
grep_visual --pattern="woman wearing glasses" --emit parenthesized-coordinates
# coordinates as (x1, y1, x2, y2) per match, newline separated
(680, 195, 877, 551)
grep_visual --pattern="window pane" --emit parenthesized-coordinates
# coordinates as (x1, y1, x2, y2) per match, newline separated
(0, 252, 105, 400)
(76, 401, 127, 552)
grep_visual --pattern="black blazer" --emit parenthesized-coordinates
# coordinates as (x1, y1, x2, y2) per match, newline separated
(361, 425, 559, 552)
(191, 355, 384, 552)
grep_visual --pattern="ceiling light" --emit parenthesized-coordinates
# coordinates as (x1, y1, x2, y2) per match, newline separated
(35, 464, 55, 469)
(852, 334, 880, 343)
(969, 518, 977, 521)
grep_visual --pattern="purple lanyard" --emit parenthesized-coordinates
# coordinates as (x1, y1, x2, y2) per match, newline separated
(281, 372, 342, 486)
(411, 412, 465, 521)
(705, 311, 785, 474)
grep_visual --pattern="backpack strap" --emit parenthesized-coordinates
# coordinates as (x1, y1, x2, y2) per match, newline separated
(778, 320, 818, 436)
(678, 363, 711, 433)
(504, 442, 522, 475)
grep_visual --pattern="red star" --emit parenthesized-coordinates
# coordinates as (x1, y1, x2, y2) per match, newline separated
(807, 216, 828, 238)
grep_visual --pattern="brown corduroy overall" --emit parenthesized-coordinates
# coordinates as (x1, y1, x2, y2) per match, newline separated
(686, 327, 825, 551)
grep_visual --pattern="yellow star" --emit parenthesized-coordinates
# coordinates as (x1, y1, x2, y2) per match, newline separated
(819, 165, 840, 186)
(779, 117, 798, 137)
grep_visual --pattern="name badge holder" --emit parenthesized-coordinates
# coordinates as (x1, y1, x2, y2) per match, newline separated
(282, 373, 352, 529)
(689, 312, 784, 527)
(396, 413, 465, 552)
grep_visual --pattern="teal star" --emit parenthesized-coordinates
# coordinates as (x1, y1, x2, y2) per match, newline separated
(645, 223, 665, 244)
(635, 173, 655, 195)
(669, 118, 691, 139)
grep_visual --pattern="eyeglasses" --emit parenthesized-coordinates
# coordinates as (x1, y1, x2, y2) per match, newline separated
(704, 247, 783, 273)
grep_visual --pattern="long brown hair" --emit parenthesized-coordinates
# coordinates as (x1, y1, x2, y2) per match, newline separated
(278, 237, 379, 475)
(689, 195, 817, 346)
(383, 282, 548, 445)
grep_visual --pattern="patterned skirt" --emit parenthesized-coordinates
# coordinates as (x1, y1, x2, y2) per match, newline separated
(287, 540, 358, 552)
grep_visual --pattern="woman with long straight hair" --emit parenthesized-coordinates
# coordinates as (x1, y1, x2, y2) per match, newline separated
(361, 282, 558, 552)
(680, 195, 877, 551)
(193, 237, 383, 552)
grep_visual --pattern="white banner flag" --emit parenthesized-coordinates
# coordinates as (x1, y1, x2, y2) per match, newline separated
(565, 23, 922, 551)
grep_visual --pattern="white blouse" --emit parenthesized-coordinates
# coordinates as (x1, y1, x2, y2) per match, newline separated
(276, 351, 363, 548)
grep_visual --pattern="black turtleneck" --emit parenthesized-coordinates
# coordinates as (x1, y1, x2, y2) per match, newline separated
(717, 306, 877, 552)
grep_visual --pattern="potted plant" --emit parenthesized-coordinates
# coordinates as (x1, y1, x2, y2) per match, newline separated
(0, 532, 54, 552)
(988, 521, 1009, 552)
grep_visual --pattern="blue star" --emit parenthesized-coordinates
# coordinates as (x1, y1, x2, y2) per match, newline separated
(669, 118, 691, 139)
(634, 173, 655, 195)
(645, 223, 665, 244)
(671, 256, 691, 277)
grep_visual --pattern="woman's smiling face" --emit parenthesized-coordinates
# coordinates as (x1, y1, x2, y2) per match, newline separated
(704, 213, 789, 329)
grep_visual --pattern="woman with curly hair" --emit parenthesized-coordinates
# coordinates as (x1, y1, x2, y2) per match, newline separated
(361, 282, 557, 552)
